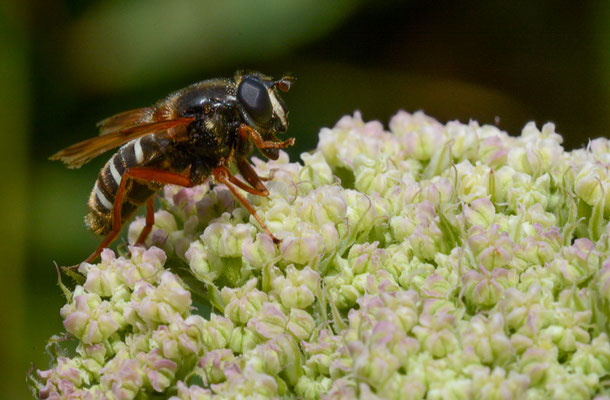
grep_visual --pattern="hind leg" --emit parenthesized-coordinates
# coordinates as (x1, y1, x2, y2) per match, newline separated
(135, 197, 155, 245)
(85, 168, 193, 264)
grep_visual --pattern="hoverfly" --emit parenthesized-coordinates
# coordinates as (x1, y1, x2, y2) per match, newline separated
(51, 71, 294, 264)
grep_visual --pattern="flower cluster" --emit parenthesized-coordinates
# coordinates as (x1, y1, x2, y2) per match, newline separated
(32, 111, 610, 399)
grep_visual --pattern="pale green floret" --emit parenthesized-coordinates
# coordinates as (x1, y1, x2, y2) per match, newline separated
(33, 111, 610, 399)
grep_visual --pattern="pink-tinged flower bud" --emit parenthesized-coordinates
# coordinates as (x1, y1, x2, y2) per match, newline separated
(443, 120, 482, 161)
(207, 182, 237, 210)
(36, 357, 91, 397)
(347, 242, 386, 274)
(518, 234, 559, 268)
(479, 135, 510, 168)
(419, 177, 454, 205)
(198, 349, 235, 385)
(300, 151, 334, 186)
(420, 273, 453, 301)
(148, 314, 205, 363)
(471, 366, 529, 400)
(271, 265, 320, 310)
(462, 266, 517, 309)
(344, 188, 380, 232)
(505, 172, 551, 211)
(242, 233, 278, 270)
(498, 286, 553, 334)
(61, 287, 126, 345)
(129, 210, 178, 249)
(251, 151, 302, 189)
(221, 278, 267, 324)
(248, 334, 303, 386)
(280, 223, 326, 265)
(287, 308, 315, 340)
(324, 377, 362, 399)
(222, 364, 281, 397)
(80, 253, 124, 299)
(121, 246, 167, 289)
(412, 311, 458, 358)
(247, 302, 288, 339)
(518, 347, 556, 385)
(124, 271, 191, 330)
(97, 350, 144, 398)
(449, 161, 492, 203)
(296, 185, 347, 226)
(589, 137, 610, 160)
(548, 239, 597, 287)
(201, 314, 233, 350)
(354, 155, 403, 197)
(337, 277, 370, 310)
(170, 381, 212, 400)
(166, 185, 209, 224)
(301, 329, 342, 374)
(390, 110, 446, 161)
(463, 198, 496, 228)
(391, 201, 443, 260)
(409, 226, 443, 261)
(133, 349, 178, 393)
(462, 313, 514, 366)
(477, 239, 512, 272)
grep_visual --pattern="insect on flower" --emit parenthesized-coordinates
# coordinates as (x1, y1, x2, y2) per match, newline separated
(50, 71, 295, 263)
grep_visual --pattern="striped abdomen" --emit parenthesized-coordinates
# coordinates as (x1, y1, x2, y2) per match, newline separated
(85, 134, 176, 235)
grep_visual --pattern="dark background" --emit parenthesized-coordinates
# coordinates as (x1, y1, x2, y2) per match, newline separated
(2, 0, 609, 397)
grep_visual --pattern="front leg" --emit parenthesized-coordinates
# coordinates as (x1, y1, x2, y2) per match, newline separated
(236, 158, 269, 194)
(238, 123, 295, 150)
(213, 166, 280, 244)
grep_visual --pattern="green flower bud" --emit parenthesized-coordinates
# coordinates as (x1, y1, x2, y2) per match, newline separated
(202, 221, 254, 258)
(229, 326, 259, 354)
(185, 240, 213, 282)
(202, 314, 234, 350)
(463, 198, 496, 229)
(295, 375, 333, 400)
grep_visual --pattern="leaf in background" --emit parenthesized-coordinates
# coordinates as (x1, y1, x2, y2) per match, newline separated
(64, 0, 363, 92)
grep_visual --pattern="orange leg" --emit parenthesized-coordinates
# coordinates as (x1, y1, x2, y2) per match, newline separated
(238, 123, 295, 150)
(213, 166, 280, 244)
(85, 168, 193, 263)
(236, 158, 270, 190)
(216, 164, 269, 196)
(136, 197, 155, 245)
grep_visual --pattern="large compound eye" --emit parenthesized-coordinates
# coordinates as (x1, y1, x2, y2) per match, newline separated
(237, 77, 273, 124)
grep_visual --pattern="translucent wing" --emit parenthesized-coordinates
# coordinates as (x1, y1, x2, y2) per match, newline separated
(96, 107, 154, 136)
(50, 117, 194, 168)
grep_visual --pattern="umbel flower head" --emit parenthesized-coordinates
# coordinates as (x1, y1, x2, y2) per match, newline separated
(31, 111, 610, 399)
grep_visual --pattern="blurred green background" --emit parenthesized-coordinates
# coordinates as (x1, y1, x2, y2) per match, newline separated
(1, 0, 609, 397)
